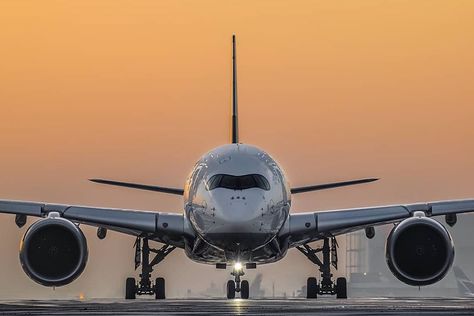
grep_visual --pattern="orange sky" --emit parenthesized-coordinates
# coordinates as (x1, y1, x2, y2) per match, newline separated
(0, 0, 473, 298)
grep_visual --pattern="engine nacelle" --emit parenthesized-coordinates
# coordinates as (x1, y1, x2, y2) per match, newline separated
(19, 214, 88, 287)
(386, 214, 454, 286)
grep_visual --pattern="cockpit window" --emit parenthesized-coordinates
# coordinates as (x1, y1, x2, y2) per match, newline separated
(207, 174, 270, 191)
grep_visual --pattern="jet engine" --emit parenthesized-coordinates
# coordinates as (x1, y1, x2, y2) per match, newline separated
(386, 214, 454, 286)
(19, 214, 88, 286)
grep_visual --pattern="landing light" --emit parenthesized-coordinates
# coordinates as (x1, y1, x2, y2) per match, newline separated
(234, 262, 243, 271)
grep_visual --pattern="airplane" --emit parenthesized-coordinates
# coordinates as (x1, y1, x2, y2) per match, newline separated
(453, 266, 474, 297)
(1, 35, 474, 300)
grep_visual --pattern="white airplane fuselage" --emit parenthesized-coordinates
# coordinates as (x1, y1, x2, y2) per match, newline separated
(183, 143, 291, 265)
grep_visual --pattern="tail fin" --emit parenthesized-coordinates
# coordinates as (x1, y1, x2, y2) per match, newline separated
(453, 266, 474, 296)
(231, 34, 239, 144)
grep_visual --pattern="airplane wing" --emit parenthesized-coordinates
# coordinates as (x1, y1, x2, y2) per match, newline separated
(0, 199, 191, 248)
(284, 199, 474, 247)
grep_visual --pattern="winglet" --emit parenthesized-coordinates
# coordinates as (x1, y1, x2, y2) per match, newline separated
(231, 34, 239, 144)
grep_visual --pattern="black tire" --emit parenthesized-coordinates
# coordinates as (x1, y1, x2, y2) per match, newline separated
(227, 280, 236, 299)
(155, 277, 166, 299)
(336, 277, 347, 299)
(240, 280, 249, 299)
(307, 277, 318, 299)
(125, 277, 136, 300)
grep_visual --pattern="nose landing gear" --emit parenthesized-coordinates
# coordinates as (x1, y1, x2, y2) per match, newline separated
(125, 238, 175, 300)
(297, 237, 347, 299)
(226, 264, 250, 299)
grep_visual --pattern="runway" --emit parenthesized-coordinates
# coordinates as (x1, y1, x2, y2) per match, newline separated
(0, 298, 473, 315)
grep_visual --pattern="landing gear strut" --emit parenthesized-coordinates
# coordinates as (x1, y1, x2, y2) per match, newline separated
(125, 238, 175, 300)
(227, 265, 249, 299)
(297, 237, 347, 299)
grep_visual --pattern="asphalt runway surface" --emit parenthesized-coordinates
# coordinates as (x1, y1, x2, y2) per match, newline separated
(0, 298, 473, 315)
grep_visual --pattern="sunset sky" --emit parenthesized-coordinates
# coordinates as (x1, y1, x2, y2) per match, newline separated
(0, 1, 473, 298)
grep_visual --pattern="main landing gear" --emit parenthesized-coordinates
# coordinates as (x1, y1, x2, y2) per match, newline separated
(125, 238, 175, 300)
(297, 237, 347, 299)
(226, 264, 249, 299)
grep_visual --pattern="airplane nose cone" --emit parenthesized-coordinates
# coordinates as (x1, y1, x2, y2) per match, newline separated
(188, 190, 275, 251)
(188, 189, 289, 252)
(212, 192, 263, 231)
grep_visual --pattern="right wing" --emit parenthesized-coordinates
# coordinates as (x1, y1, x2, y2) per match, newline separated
(283, 199, 474, 247)
(0, 199, 192, 248)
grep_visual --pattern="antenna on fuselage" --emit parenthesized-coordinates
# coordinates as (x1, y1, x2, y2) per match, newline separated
(231, 34, 239, 144)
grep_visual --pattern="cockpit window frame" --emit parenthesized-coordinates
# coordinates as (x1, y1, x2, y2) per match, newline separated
(207, 174, 271, 191)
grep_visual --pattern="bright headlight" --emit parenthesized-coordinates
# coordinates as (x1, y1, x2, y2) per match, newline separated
(234, 262, 243, 271)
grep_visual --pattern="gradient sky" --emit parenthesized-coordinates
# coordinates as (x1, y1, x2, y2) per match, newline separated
(0, 0, 473, 298)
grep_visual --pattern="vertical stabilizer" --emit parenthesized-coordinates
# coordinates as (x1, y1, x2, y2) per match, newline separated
(231, 34, 239, 143)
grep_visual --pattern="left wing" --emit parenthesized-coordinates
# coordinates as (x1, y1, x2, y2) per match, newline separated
(0, 199, 191, 248)
(283, 199, 474, 247)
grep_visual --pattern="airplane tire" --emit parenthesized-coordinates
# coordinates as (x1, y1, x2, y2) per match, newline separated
(125, 277, 136, 299)
(336, 277, 347, 299)
(155, 277, 166, 299)
(227, 280, 236, 299)
(307, 277, 318, 299)
(241, 280, 250, 299)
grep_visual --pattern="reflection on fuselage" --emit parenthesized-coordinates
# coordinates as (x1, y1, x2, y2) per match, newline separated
(183, 144, 291, 264)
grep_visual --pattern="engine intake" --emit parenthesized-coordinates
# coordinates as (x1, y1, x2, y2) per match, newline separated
(19, 215, 88, 287)
(386, 215, 454, 286)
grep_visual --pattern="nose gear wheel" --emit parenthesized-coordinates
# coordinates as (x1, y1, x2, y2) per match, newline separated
(226, 264, 250, 299)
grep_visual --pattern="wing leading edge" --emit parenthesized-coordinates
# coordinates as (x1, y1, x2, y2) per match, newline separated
(283, 199, 474, 248)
